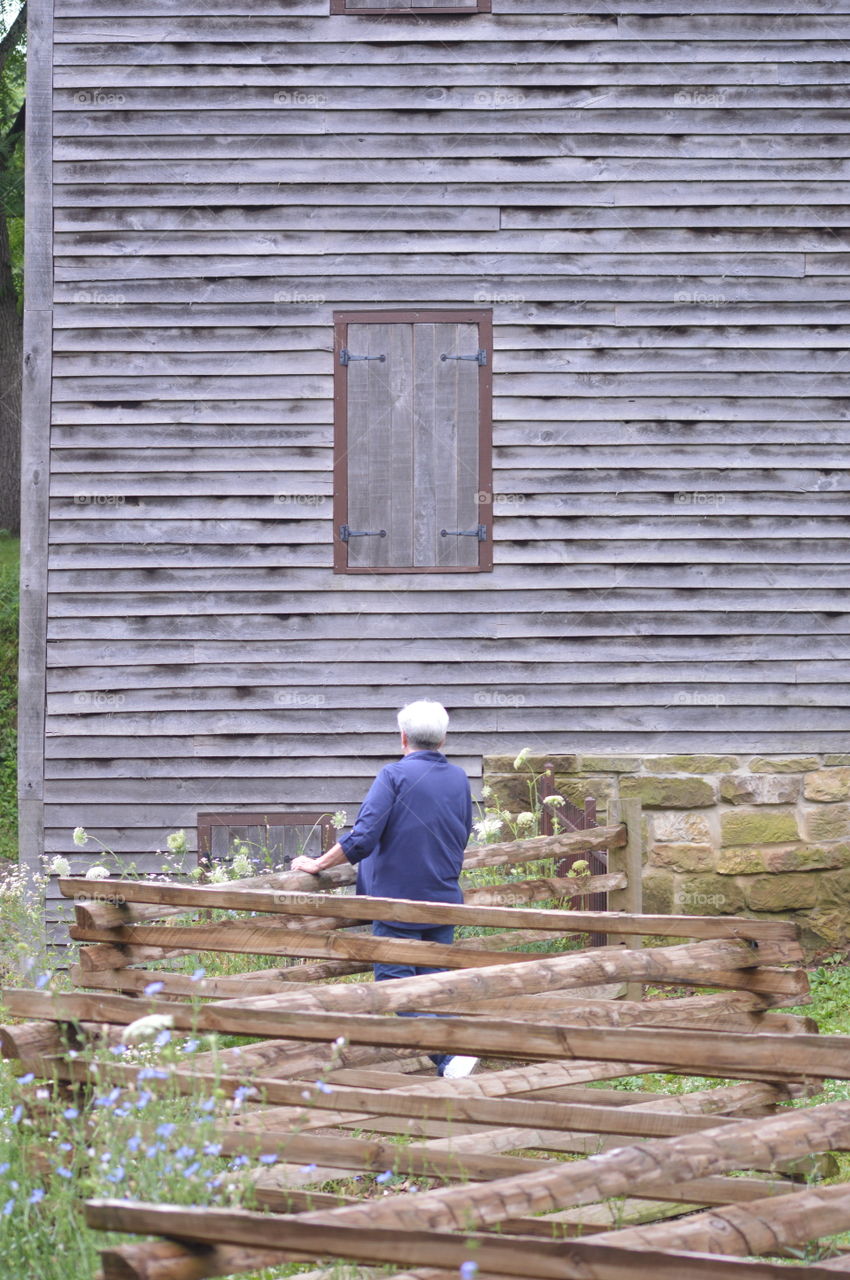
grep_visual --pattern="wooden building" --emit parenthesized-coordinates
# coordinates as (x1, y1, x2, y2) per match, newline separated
(17, 0, 850, 912)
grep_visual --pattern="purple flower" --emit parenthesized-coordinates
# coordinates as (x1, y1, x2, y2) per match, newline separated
(55, 1167, 73, 1180)
(190, 968, 206, 982)
(11, 1105, 24, 1124)
(106, 1166, 125, 1184)
(144, 981, 165, 996)
(376, 1170, 393, 1185)
(154, 1029, 172, 1048)
(62, 1107, 79, 1120)
(19, 1073, 35, 1085)
(28, 1188, 45, 1204)
(35, 973, 51, 990)
(183, 1162, 200, 1178)
(156, 1123, 175, 1138)
(3, 1199, 13, 1216)
(460, 1264, 479, 1280)
(258, 1153, 277, 1165)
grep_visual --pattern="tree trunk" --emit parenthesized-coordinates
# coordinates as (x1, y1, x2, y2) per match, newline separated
(0, 183, 21, 535)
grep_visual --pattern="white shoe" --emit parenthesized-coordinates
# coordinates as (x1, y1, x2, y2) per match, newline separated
(442, 1055, 479, 1079)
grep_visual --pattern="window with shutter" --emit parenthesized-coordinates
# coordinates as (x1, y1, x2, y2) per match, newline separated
(331, 1, 488, 13)
(333, 309, 493, 574)
(197, 811, 334, 873)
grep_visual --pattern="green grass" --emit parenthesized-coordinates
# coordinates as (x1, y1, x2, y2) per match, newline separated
(0, 535, 18, 861)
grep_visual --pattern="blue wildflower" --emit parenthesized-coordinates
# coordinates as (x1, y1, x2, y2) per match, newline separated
(156, 1123, 176, 1138)
(258, 1153, 277, 1165)
(203, 1142, 222, 1156)
(55, 1167, 73, 1179)
(190, 967, 206, 982)
(376, 1170, 393, 1185)
(35, 973, 52, 989)
(460, 1264, 479, 1280)
(62, 1107, 79, 1120)
(144, 981, 165, 996)
(11, 1105, 24, 1124)
(175, 1145, 195, 1161)
(19, 1073, 35, 1085)
(28, 1188, 45, 1204)
(106, 1166, 125, 1184)
(183, 1162, 200, 1178)
(3, 1199, 13, 1216)
(154, 1029, 172, 1048)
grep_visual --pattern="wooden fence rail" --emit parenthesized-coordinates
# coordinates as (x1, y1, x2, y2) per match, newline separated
(6, 809, 850, 1278)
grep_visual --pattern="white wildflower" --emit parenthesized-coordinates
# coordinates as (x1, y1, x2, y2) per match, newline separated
(512, 748, 530, 771)
(85, 865, 110, 880)
(542, 794, 566, 806)
(331, 810, 348, 830)
(166, 830, 187, 856)
(515, 812, 536, 828)
(231, 851, 253, 879)
(72, 827, 89, 847)
(48, 856, 71, 877)
(124, 1014, 174, 1043)
(473, 815, 503, 841)
(208, 864, 229, 884)
(480, 785, 492, 799)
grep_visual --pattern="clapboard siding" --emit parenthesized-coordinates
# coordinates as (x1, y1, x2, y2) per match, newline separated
(20, 0, 850, 868)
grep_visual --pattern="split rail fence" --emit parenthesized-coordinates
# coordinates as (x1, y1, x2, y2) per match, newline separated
(6, 803, 850, 1278)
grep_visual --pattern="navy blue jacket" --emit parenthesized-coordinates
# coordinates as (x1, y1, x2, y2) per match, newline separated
(339, 750, 473, 912)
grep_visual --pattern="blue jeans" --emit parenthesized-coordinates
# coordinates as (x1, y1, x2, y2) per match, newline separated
(372, 920, 455, 1074)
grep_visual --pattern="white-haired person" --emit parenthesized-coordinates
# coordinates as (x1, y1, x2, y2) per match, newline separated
(291, 699, 477, 1079)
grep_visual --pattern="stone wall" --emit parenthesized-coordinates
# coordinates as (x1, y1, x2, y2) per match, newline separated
(482, 753, 850, 956)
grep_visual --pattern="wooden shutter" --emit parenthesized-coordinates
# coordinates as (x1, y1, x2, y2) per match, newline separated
(335, 310, 492, 573)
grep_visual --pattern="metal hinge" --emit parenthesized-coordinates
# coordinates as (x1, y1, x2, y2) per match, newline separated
(339, 525, 387, 542)
(339, 349, 386, 366)
(440, 525, 487, 541)
(440, 350, 487, 365)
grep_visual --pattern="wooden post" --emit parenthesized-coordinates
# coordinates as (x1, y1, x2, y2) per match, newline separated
(607, 798, 644, 998)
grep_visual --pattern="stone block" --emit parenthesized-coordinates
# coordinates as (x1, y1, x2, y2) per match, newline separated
(719, 774, 800, 806)
(556, 776, 615, 808)
(619, 776, 715, 809)
(717, 843, 850, 875)
(800, 804, 850, 843)
(484, 774, 537, 813)
(720, 808, 799, 847)
(749, 756, 820, 773)
(743, 873, 820, 912)
(806, 905, 850, 949)
(644, 755, 740, 774)
(484, 754, 579, 775)
(825, 755, 850, 766)
(578, 755, 639, 773)
(809, 866, 850, 911)
(640, 870, 674, 915)
(648, 842, 715, 873)
(804, 768, 850, 802)
(673, 873, 745, 916)
(649, 812, 714, 845)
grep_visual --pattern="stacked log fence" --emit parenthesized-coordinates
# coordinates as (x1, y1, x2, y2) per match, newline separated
(5, 806, 850, 1278)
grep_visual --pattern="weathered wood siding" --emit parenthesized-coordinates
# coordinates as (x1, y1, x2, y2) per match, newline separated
(24, 0, 850, 898)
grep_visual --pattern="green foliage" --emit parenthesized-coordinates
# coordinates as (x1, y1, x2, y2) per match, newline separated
(1, 2, 26, 303)
(0, 535, 17, 860)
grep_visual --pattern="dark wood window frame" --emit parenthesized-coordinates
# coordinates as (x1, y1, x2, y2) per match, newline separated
(331, 1, 490, 13)
(333, 307, 494, 575)
(197, 811, 335, 870)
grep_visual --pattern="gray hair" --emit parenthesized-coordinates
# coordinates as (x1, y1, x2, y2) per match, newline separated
(397, 700, 449, 750)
